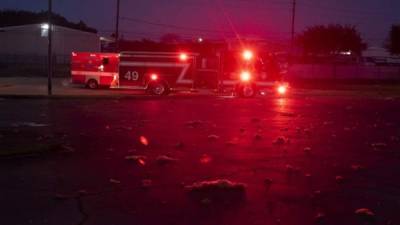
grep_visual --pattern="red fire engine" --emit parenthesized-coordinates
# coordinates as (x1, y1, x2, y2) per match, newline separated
(71, 49, 288, 97)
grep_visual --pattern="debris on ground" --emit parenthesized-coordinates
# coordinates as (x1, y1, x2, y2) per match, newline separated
(156, 155, 178, 165)
(273, 136, 289, 145)
(141, 179, 152, 188)
(371, 142, 387, 148)
(280, 112, 296, 117)
(109, 179, 121, 184)
(125, 155, 147, 166)
(286, 164, 301, 174)
(335, 175, 345, 184)
(296, 127, 301, 133)
(185, 120, 203, 128)
(390, 136, 399, 142)
(254, 133, 263, 141)
(200, 198, 212, 205)
(355, 208, 375, 222)
(175, 141, 184, 149)
(226, 138, 239, 146)
(351, 164, 365, 171)
(185, 179, 246, 193)
(199, 154, 212, 164)
(323, 121, 334, 126)
(208, 134, 220, 141)
(139, 136, 149, 146)
(315, 212, 326, 224)
(264, 178, 273, 190)
(59, 144, 75, 153)
(12, 122, 49, 127)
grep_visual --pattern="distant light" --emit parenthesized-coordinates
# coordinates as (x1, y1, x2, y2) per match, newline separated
(41, 23, 49, 30)
(179, 53, 188, 61)
(242, 50, 253, 61)
(150, 73, 158, 81)
(197, 37, 203, 43)
(41, 23, 49, 37)
(340, 51, 352, 55)
(240, 71, 251, 82)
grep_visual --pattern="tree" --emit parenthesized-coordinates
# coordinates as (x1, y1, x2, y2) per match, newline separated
(296, 24, 367, 55)
(386, 24, 400, 55)
(160, 33, 181, 44)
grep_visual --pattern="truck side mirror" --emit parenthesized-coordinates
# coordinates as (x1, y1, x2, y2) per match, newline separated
(102, 57, 109, 65)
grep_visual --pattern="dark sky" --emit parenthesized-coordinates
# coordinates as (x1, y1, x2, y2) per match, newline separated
(1, 0, 399, 46)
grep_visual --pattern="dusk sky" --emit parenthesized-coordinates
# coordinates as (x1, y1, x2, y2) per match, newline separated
(1, 0, 399, 47)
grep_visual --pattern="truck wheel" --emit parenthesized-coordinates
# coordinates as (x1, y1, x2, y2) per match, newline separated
(148, 81, 170, 96)
(86, 79, 98, 89)
(238, 84, 256, 97)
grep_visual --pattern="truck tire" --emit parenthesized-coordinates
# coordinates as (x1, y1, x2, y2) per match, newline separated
(86, 79, 99, 89)
(237, 84, 256, 98)
(147, 81, 170, 96)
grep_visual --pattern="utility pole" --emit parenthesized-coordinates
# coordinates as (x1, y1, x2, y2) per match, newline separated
(47, 0, 53, 95)
(115, 0, 120, 52)
(290, 0, 296, 54)
(289, 0, 296, 65)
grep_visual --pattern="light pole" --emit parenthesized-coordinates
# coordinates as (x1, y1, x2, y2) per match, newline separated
(115, 0, 120, 51)
(290, 0, 296, 60)
(47, 0, 53, 95)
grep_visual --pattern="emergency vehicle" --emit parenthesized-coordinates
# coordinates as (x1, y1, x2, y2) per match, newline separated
(71, 49, 288, 97)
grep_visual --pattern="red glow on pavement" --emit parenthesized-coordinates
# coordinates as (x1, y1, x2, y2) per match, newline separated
(200, 154, 212, 164)
(140, 136, 149, 146)
(138, 158, 146, 166)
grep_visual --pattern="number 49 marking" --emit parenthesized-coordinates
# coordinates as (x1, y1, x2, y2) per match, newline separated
(124, 71, 139, 80)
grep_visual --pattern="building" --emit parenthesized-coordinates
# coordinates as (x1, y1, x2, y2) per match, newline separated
(0, 23, 100, 76)
(0, 23, 100, 57)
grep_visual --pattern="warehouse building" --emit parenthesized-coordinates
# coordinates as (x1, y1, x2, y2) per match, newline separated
(0, 23, 100, 76)
(0, 23, 100, 56)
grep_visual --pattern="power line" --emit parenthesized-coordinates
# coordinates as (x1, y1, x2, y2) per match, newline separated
(120, 16, 232, 34)
(298, 1, 396, 17)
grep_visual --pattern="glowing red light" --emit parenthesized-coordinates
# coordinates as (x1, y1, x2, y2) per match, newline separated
(179, 53, 188, 61)
(150, 74, 158, 81)
(138, 158, 146, 166)
(242, 50, 253, 61)
(200, 154, 212, 164)
(140, 136, 149, 146)
(240, 71, 251, 82)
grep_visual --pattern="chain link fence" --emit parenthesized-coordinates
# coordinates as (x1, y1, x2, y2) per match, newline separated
(0, 54, 70, 77)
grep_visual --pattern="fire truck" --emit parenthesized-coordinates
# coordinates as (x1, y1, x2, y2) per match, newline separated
(71, 49, 288, 97)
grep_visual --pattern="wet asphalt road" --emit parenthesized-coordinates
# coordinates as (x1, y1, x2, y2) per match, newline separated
(1, 94, 400, 225)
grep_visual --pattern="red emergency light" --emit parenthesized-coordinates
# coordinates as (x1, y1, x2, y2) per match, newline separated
(179, 53, 188, 61)
(277, 84, 287, 95)
(240, 71, 251, 82)
(150, 73, 158, 81)
(242, 50, 253, 61)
